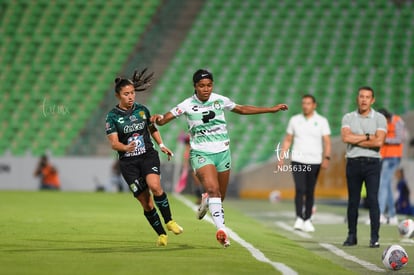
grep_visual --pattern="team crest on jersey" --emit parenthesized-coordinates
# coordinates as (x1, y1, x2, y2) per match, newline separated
(129, 115, 138, 122)
(213, 101, 221, 110)
(138, 111, 146, 120)
(198, 156, 206, 164)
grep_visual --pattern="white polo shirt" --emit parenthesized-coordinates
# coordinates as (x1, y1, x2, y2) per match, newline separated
(286, 111, 331, 164)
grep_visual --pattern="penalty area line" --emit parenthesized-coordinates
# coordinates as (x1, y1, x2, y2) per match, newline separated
(174, 193, 298, 275)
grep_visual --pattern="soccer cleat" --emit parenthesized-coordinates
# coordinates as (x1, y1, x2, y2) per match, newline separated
(303, 219, 315, 232)
(197, 193, 209, 220)
(293, 217, 304, 231)
(216, 228, 230, 248)
(157, 234, 168, 246)
(166, 220, 183, 235)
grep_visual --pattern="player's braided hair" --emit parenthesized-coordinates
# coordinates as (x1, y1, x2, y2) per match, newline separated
(114, 68, 154, 93)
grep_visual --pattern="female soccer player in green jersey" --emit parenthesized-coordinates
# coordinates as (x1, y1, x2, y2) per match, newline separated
(151, 69, 288, 247)
(106, 73, 183, 247)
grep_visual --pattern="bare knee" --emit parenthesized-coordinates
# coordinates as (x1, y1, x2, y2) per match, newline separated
(146, 174, 164, 196)
(135, 191, 154, 212)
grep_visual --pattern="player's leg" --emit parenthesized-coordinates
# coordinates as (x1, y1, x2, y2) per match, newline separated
(132, 181, 168, 246)
(192, 171, 203, 204)
(378, 159, 389, 223)
(196, 164, 229, 247)
(143, 151, 183, 235)
(214, 150, 232, 247)
(343, 158, 363, 246)
(387, 158, 401, 225)
(292, 161, 306, 230)
(120, 158, 168, 246)
(135, 189, 166, 234)
(364, 158, 382, 247)
(191, 152, 216, 220)
(303, 164, 321, 232)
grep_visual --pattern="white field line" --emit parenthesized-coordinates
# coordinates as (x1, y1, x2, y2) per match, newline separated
(319, 243, 386, 273)
(274, 221, 385, 272)
(174, 194, 298, 275)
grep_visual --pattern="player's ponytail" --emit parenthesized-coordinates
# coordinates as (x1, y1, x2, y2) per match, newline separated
(114, 68, 154, 94)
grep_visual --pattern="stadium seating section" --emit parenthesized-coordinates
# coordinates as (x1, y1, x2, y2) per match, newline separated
(1, 0, 413, 171)
(147, 0, 414, 170)
(0, 0, 160, 156)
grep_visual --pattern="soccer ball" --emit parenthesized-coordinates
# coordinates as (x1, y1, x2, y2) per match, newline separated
(382, 244, 408, 270)
(268, 190, 281, 203)
(398, 219, 414, 238)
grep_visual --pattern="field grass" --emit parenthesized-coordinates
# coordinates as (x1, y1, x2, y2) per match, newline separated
(0, 191, 412, 274)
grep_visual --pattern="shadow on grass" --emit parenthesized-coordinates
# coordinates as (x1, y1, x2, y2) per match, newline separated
(1, 238, 221, 253)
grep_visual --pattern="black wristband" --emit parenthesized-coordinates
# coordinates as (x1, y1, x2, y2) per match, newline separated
(366, 133, 370, 141)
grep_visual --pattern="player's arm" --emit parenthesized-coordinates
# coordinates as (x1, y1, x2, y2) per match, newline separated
(231, 104, 288, 115)
(341, 127, 386, 148)
(357, 130, 386, 148)
(385, 119, 404, 144)
(107, 133, 135, 152)
(321, 135, 331, 169)
(150, 112, 176, 126)
(148, 124, 174, 160)
(341, 127, 367, 145)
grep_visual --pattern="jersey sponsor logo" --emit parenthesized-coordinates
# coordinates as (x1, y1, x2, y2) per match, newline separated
(105, 122, 111, 131)
(125, 134, 146, 157)
(138, 111, 147, 120)
(175, 107, 184, 115)
(202, 110, 216, 123)
(152, 167, 159, 173)
(117, 117, 125, 124)
(197, 126, 222, 136)
(123, 122, 145, 133)
(129, 115, 138, 122)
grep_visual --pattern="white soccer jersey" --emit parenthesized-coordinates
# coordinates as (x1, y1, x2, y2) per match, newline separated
(286, 111, 331, 164)
(170, 93, 236, 153)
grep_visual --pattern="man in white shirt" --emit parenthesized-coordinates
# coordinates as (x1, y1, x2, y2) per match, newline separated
(279, 95, 331, 232)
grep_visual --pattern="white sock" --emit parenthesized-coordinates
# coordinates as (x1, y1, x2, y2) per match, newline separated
(208, 197, 225, 229)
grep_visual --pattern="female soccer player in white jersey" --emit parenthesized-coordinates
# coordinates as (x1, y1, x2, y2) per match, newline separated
(151, 69, 288, 247)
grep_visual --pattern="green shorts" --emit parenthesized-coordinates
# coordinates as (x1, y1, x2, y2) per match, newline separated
(190, 149, 231, 172)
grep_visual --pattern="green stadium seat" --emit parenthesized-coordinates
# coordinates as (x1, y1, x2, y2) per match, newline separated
(0, 0, 161, 156)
